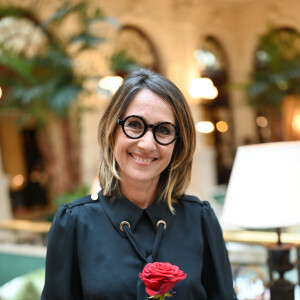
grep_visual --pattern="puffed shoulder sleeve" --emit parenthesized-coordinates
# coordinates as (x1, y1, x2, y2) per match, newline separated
(41, 204, 82, 300)
(201, 201, 237, 300)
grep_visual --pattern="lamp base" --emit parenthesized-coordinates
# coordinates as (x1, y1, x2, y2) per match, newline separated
(268, 243, 294, 272)
(267, 243, 295, 300)
(270, 279, 295, 300)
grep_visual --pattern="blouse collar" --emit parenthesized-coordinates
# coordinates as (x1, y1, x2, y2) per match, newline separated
(99, 190, 175, 236)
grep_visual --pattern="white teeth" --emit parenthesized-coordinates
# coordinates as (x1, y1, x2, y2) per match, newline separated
(132, 155, 153, 163)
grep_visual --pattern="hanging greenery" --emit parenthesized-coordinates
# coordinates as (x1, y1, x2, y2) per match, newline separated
(247, 28, 300, 112)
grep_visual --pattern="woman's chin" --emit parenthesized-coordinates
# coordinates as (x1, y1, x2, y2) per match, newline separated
(121, 172, 160, 187)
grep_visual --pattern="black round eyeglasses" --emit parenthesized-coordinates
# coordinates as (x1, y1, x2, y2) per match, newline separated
(117, 115, 179, 145)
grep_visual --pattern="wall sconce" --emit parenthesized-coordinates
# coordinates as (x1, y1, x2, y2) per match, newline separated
(292, 112, 300, 132)
(10, 174, 25, 191)
(188, 77, 218, 100)
(216, 121, 228, 133)
(196, 121, 215, 133)
(98, 76, 123, 95)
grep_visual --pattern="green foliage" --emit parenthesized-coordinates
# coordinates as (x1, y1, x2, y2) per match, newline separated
(0, 6, 32, 18)
(0, 2, 111, 125)
(55, 184, 90, 206)
(110, 50, 142, 74)
(247, 28, 300, 111)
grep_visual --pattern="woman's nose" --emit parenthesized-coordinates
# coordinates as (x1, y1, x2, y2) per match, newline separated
(137, 129, 156, 151)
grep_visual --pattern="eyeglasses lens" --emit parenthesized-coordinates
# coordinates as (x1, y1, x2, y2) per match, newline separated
(155, 124, 176, 144)
(124, 117, 144, 137)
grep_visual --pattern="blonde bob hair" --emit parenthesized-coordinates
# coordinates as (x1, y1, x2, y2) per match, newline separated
(98, 69, 196, 213)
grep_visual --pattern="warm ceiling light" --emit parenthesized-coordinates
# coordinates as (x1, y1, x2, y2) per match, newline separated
(216, 121, 228, 132)
(0, 87, 2, 99)
(196, 121, 215, 133)
(11, 174, 24, 190)
(256, 116, 268, 128)
(98, 76, 123, 94)
(189, 77, 218, 100)
(292, 114, 300, 132)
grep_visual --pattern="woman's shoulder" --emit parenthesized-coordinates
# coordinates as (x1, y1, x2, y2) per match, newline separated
(180, 194, 211, 208)
(54, 192, 101, 218)
(50, 193, 101, 230)
(66, 192, 100, 209)
(178, 194, 218, 219)
(180, 194, 224, 234)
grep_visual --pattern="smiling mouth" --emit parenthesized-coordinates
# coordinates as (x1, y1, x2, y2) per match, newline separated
(131, 154, 156, 163)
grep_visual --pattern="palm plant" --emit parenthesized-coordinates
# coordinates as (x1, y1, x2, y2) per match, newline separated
(247, 27, 300, 141)
(0, 2, 112, 125)
(247, 28, 300, 111)
(0, 2, 117, 207)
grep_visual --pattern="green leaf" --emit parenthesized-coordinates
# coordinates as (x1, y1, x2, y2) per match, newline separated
(15, 85, 50, 104)
(0, 51, 35, 80)
(70, 33, 105, 46)
(0, 6, 31, 18)
(49, 85, 81, 117)
(40, 2, 78, 29)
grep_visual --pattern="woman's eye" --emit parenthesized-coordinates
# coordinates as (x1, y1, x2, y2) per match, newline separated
(157, 125, 172, 136)
(126, 120, 143, 130)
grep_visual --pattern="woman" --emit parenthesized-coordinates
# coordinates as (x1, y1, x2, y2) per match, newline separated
(41, 69, 236, 300)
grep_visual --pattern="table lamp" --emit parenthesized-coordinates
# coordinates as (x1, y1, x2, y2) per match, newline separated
(221, 141, 300, 300)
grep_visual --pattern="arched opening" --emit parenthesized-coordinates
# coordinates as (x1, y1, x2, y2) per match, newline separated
(111, 25, 160, 76)
(195, 36, 235, 184)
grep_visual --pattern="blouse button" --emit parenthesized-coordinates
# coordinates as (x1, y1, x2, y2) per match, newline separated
(91, 193, 98, 201)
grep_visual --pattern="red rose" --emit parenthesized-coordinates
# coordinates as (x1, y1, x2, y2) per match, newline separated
(139, 262, 187, 297)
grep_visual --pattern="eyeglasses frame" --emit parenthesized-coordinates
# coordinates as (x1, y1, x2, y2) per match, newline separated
(117, 115, 180, 145)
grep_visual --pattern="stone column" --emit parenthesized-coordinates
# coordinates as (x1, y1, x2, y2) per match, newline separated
(0, 147, 12, 220)
(80, 94, 107, 191)
(187, 103, 218, 204)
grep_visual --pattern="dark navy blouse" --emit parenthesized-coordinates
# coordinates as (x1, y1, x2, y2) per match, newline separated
(41, 191, 236, 300)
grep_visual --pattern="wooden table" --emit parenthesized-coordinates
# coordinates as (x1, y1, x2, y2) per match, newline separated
(223, 229, 300, 246)
(0, 219, 51, 245)
(0, 219, 51, 234)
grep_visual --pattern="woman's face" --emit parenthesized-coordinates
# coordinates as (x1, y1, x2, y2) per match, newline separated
(114, 88, 176, 189)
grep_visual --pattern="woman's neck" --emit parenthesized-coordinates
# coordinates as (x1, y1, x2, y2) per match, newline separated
(120, 178, 158, 209)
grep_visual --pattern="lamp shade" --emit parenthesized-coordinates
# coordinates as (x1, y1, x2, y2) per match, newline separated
(221, 141, 300, 229)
